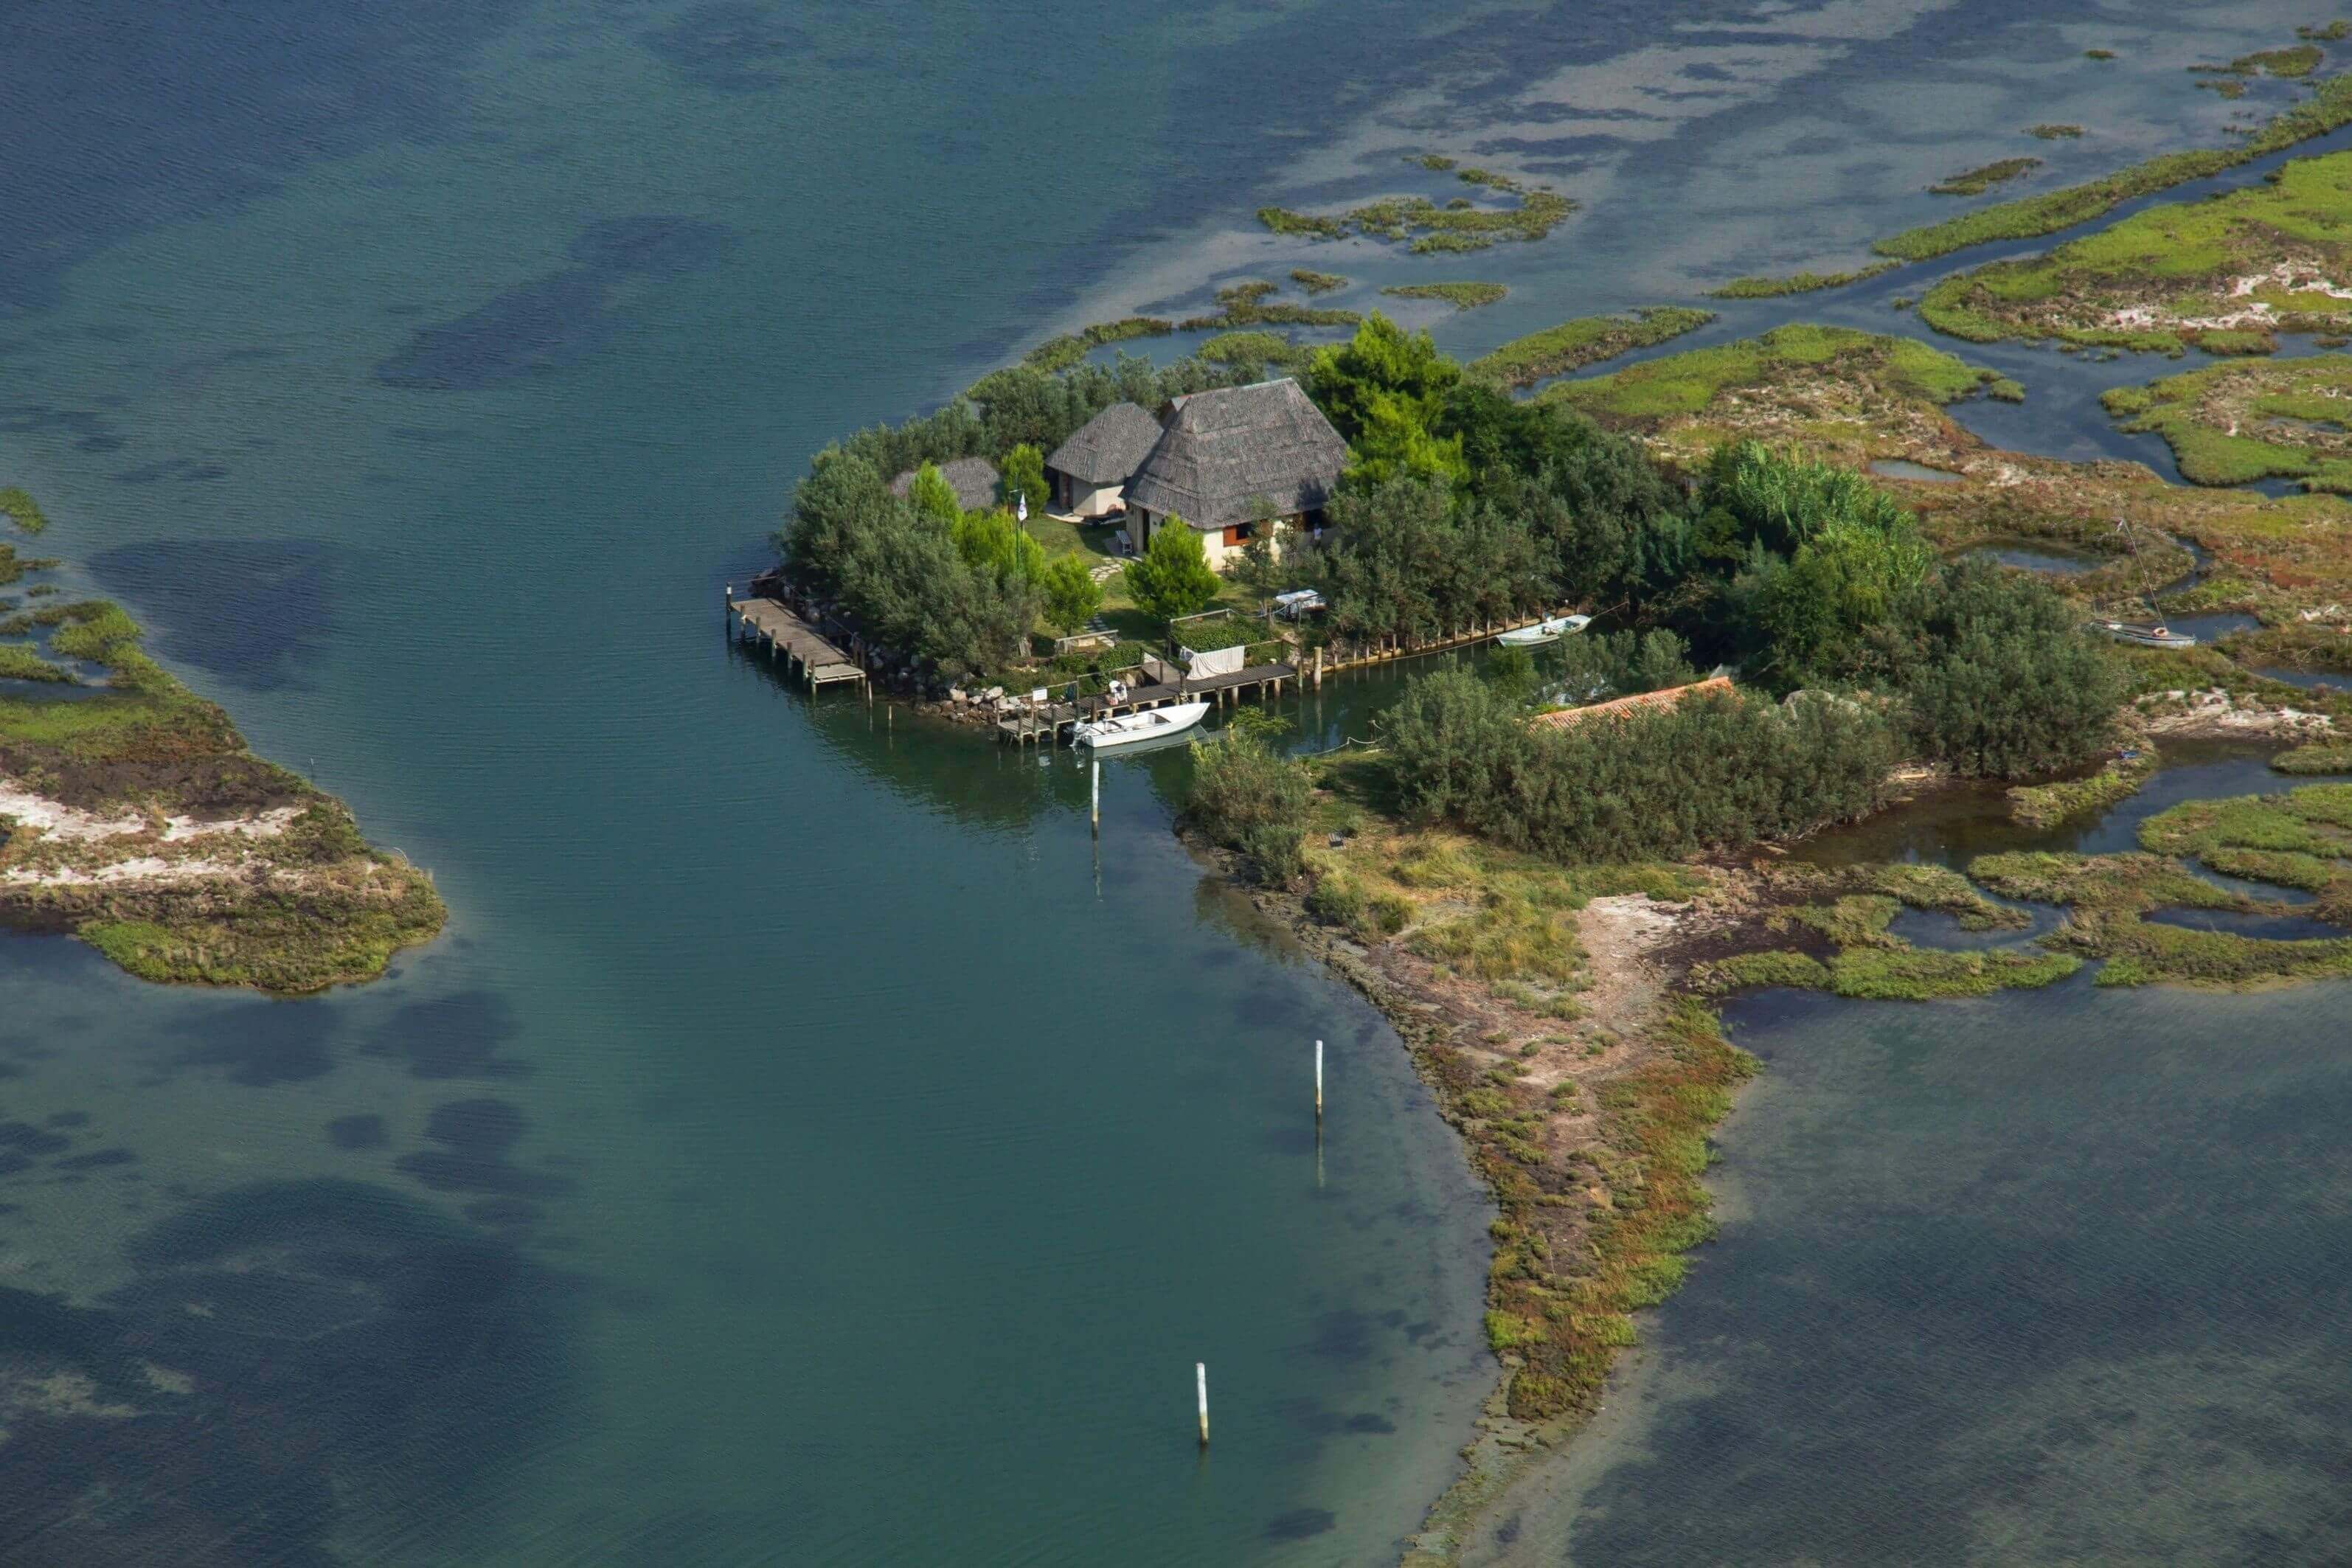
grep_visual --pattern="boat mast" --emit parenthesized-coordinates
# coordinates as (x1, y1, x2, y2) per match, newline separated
(2115, 516, 2164, 627)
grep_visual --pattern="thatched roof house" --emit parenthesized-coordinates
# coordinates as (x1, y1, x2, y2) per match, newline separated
(1124, 378, 1348, 566)
(889, 456, 999, 513)
(1045, 402, 1161, 519)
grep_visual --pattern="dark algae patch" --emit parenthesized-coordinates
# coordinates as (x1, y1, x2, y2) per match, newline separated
(0, 1179, 574, 1564)
(0, 504, 443, 993)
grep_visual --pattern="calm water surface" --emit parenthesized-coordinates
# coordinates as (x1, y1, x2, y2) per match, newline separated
(3, 1, 2351, 1563)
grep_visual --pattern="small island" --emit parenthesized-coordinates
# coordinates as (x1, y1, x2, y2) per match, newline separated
(0, 510, 443, 993)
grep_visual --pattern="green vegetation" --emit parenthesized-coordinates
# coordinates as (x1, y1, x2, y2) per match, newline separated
(2029, 124, 2084, 139)
(1184, 724, 1313, 884)
(1969, 789, 2352, 989)
(1541, 324, 2002, 426)
(2008, 745, 2158, 826)
(780, 347, 1285, 678)
(1381, 669, 1896, 863)
(1195, 329, 1298, 368)
(1124, 518, 1221, 621)
(1381, 282, 1508, 310)
(2085, 48, 2116, 60)
(1290, 268, 1348, 295)
(1707, 262, 1898, 299)
(2199, 44, 2324, 78)
(0, 541, 442, 992)
(1257, 167, 1576, 253)
(1876, 76, 2352, 263)
(1023, 316, 1173, 371)
(1929, 156, 2041, 196)
(1920, 148, 2352, 350)
(1038, 553, 1102, 635)
(0, 488, 49, 535)
(2275, 742, 2352, 773)
(0, 643, 72, 682)
(1178, 280, 1359, 332)
(2302, 21, 2351, 41)
(2101, 356, 2352, 490)
(1465, 306, 1715, 390)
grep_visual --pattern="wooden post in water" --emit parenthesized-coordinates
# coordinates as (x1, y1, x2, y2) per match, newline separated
(1091, 756, 1100, 836)
(1196, 1362, 1210, 1446)
(724, 583, 732, 636)
(1315, 1038, 1324, 1122)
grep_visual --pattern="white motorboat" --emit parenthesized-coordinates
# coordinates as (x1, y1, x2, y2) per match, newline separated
(1071, 699, 1210, 749)
(1496, 614, 1591, 648)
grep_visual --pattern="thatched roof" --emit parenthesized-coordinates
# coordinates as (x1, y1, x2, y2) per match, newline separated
(889, 456, 999, 512)
(1125, 378, 1348, 533)
(1046, 402, 1161, 485)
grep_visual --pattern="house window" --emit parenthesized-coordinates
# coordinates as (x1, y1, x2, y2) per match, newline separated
(1221, 521, 1257, 547)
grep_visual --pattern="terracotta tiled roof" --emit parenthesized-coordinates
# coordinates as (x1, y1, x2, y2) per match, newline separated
(1532, 675, 1735, 729)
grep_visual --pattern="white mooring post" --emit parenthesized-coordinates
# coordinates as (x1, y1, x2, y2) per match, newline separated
(1196, 1362, 1210, 1446)
(1315, 1039, 1324, 1122)
(1091, 756, 1101, 836)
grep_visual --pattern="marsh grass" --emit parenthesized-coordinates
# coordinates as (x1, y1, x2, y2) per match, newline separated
(1878, 74, 2352, 263)
(1257, 168, 1576, 253)
(2008, 745, 2160, 827)
(1929, 156, 2042, 196)
(1381, 282, 1508, 311)
(1538, 324, 2000, 426)
(1290, 268, 1348, 295)
(0, 488, 48, 535)
(0, 587, 445, 992)
(1466, 306, 1714, 389)
(1706, 262, 1898, 299)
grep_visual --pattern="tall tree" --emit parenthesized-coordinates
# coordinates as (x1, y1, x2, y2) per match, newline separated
(1000, 443, 1049, 515)
(1310, 314, 1466, 485)
(1040, 553, 1104, 634)
(1126, 520, 1221, 622)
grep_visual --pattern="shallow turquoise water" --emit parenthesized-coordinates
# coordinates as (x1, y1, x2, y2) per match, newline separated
(4, 1, 2352, 1563)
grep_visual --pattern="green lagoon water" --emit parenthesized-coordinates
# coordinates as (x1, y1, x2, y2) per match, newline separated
(4, 1, 2352, 1562)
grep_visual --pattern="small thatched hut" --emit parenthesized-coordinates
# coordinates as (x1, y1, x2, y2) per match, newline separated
(1044, 402, 1161, 519)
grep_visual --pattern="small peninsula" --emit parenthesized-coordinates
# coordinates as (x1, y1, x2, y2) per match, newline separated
(0, 512, 443, 993)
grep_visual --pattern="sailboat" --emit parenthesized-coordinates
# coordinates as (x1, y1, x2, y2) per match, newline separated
(2090, 519, 2196, 649)
(1496, 614, 1592, 648)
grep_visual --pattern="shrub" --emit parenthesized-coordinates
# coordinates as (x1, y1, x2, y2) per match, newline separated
(1184, 728, 1312, 884)
(1126, 520, 1221, 622)
(1381, 668, 1895, 861)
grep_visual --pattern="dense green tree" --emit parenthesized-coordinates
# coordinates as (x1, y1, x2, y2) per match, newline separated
(906, 462, 963, 530)
(1126, 520, 1221, 622)
(1040, 552, 1104, 635)
(1381, 667, 1895, 863)
(999, 443, 1049, 515)
(1311, 314, 1466, 485)
(951, 506, 1047, 586)
(1316, 476, 1545, 643)
(1184, 726, 1314, 884)
(1897, 557, 2121, 778)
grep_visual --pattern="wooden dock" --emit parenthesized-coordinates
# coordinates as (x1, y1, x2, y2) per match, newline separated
(996, 661, 1297, 745)
(726, 594, 867, 690)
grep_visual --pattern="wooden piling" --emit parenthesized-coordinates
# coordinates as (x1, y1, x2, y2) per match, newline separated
(1196, 1362, 1210, 1446)
(1315, 1038, 1323, 1122)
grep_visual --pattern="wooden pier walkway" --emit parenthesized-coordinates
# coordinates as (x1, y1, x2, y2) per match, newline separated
(726, 594, 867, 690)
(995, 661, 1297, 745)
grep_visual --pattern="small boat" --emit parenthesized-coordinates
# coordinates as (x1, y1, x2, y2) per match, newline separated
(1072, 699, 1210, 749)
(2096, 519, 2195, 650)
(2092, 619, 2197, 649)
(1496, 614, 1591, 648)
